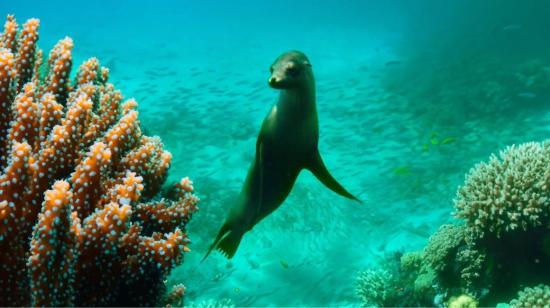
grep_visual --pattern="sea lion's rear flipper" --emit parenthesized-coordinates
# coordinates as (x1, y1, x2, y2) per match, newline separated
(216, 229, 244, 259)
(202, 221, 245, 261)
(307, 149, 361, 202)
(202, 222, 230, 262)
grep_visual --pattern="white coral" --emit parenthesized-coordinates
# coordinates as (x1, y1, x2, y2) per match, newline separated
(356, 269, 394, 307)
(454, 142, 550, 237)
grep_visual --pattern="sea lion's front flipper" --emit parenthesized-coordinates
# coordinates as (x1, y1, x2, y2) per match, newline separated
(307, 149, 361, 202)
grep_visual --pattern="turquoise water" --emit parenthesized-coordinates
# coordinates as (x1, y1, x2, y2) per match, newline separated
(5, 0, 550, 306)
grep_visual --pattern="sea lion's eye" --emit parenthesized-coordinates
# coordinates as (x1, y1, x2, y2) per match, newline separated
(270, 66, 274, 73)
(286, 66, 300, 77)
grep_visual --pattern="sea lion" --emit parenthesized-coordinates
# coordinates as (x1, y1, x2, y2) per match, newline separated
(204, 51, 359, 260)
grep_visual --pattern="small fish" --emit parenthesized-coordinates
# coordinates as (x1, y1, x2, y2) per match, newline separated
(428, 131, 440, 145)
(441, 137, 456, 145)
(212, 273, 223, 282)
(502, 24, 522, 31)
(280, 260, 289, 269)
(369, 125, 383, 134)
(385, 60, 402, 66)
(422, 144, 430, 152)
(247, 259, 260, 269)
(518, 92, 536, 99)
(105, 58, 117, 72)
(393, 166, 412, 176)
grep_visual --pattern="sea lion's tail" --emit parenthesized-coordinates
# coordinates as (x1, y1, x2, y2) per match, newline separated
(202, 222, 245, 262)
(307, 149, 361, 202)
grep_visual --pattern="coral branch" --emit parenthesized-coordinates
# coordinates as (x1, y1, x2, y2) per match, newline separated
(76, 57, 100, 85)
(71, 142, 112, 217)
(44, 37, 73, 103)
(29, 181, 77, 307)
(0, 15, 197, 306)
(0, 48, 16, 166)
(8, 83, 40, 147)
(15, 18, 39, 90)
(0, 15, 18, 52)
(38, 92, 63, 145)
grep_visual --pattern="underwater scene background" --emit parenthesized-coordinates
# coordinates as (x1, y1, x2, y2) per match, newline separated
(3, 0, 550, 306)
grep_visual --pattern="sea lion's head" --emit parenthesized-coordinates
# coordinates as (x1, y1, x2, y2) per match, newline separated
(268, 50, 313, 90)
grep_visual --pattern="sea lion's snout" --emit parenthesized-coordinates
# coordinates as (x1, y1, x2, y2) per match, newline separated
(268, 76, 283, 89)
(268, 63, 298, 89)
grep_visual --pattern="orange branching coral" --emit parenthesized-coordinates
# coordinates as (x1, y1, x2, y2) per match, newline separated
(38, 92, 63, 144)
(9, 83, 40, 146)
(134, 177, 199, 234)
(0, 47, 16, 165)
(15, 18, 39, 90)
(71, 142, 112, 217)
(28, 181, 77, 307)
(76, 57, 100, 85)
(121, 136, 173, 198)
(44, 37, 73, 103)
(0, 15, 18, 52)
(0, 16, 198, 306)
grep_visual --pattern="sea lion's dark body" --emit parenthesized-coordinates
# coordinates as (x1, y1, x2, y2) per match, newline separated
(204, 51, 359, 260)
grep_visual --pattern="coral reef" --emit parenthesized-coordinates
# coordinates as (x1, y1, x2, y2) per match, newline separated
(163, 283, 186, 307)
(399, 250, 422, 271)
(356, 253, 434, 307)
(423, 224, 466, 272)
(420, 224, 487, 293)
(447, 294, 478, 308)
(355, 141, 550, 307)
(509, 284, 550, 308)
(453, 141, 550, 303)
(455, 142, 550, 238)
(356, 268, 394, 307)
(411, 141, 550, 305)
(0, 15, 198, 306)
